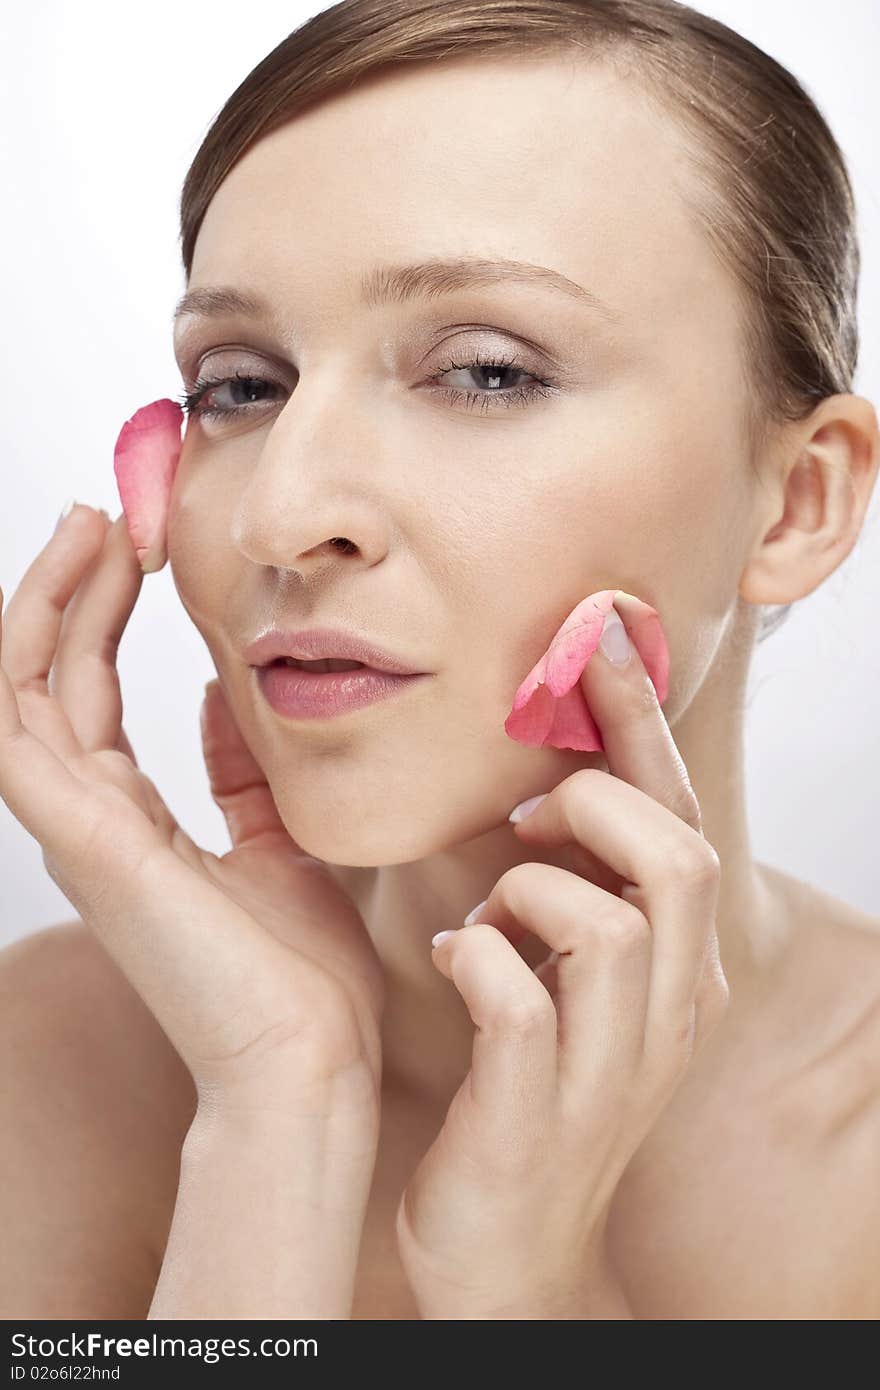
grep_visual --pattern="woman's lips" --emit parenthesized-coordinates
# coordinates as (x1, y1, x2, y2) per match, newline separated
(256, 661, 429, 720)
(504, 588, 670, 751)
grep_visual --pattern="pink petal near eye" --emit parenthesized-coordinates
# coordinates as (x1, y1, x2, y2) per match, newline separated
(504, 588, 670, 751)
(113, 398, 184, 574)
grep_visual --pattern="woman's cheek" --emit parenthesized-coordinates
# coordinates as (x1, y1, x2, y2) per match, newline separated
(167, 508, 233, 642)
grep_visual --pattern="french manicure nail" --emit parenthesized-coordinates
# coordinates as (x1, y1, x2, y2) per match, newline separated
(599, 607, 632, 665)
(462, 898, 488, 927)
(54, 497, 76, 533)
(432, 929, 458, 948)
(508, 792, 550, 824)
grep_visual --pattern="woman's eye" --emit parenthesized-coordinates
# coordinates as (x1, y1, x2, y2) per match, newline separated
(177, 369, 284, 424)
(430, 353, 558, 412)
(177, 353, 559, 424)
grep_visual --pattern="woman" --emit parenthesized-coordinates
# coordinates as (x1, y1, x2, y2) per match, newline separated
(0, 0, 877, 1319)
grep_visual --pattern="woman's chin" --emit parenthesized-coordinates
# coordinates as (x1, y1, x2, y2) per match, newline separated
(278, 816, 438, 869)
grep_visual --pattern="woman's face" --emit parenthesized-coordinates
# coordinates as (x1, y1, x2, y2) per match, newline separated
(170, 54, 762, 866)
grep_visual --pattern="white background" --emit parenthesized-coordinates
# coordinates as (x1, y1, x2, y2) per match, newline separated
(0, 1, 877, 948)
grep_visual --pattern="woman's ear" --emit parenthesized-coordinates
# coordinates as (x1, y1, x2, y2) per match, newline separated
(739, 393, 879, 607)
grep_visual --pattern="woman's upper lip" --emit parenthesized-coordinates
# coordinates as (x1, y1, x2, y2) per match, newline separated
(244, 627, 427, 676)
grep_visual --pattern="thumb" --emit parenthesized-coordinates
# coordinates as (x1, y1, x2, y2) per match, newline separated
(200, 679, 300, 851)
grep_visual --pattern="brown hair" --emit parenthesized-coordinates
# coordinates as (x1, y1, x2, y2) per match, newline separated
(177, 0, 861, 644)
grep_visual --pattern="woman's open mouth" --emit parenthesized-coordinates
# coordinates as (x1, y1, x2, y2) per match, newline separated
(255, 657, 429, 720)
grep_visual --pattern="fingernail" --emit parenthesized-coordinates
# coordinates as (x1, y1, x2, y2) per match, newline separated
(599, 607, 632, 665)
(431, 929, 458, 948)
(508, 792, 550, 824)
(462, 898, 488, 927)
(54, 497, 76, 533)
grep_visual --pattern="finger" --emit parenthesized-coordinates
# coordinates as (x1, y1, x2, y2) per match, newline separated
(508, 589, 697, 910)
(52, 512, 144, 752)
(1, 580, 175, 865)
(1, 504, 109, 758)
(431, 922, 558, 1149)
(201, 678, 302, 851)
(576, 590, 703, 835)
(508, 770, 721, 1054)
(463, 862, 652, 1096)
(0, 592, 290, 1050)
(0, 584, 152, 864)
(2, 575, 187, 891)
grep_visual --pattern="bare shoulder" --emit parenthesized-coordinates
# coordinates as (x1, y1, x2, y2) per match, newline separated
(0, 920, 197, 1317)
(773, 862, 879, 972)
(762, 863, 880, 1072)
(802, 882, 880, 1117)
(785, 875, 880, 1317)
(609, 868, 880, 1318)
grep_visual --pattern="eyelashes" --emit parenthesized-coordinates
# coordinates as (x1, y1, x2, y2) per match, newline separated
(176, 350, 560, 426)
(177, 368, 276, 423)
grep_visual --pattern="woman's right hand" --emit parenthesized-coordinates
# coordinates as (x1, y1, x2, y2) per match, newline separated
(0, 504, 385, 1128)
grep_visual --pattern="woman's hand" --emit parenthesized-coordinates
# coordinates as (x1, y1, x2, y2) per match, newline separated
(0, 505, 384, 1128)
(395, 590, 729, 1319)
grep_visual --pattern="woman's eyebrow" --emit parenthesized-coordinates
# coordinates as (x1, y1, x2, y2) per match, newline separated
(171, 256, 621, 328)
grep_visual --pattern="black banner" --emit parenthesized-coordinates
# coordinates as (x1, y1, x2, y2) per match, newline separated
(3, 1320, 556, 1383)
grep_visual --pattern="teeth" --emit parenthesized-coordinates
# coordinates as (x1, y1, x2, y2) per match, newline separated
(279, 657, 366, 673)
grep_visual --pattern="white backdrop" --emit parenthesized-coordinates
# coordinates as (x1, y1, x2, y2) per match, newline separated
(1, 0, 877, 948)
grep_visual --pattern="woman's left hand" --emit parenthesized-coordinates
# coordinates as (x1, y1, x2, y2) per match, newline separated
(394, 591, 730, 1319)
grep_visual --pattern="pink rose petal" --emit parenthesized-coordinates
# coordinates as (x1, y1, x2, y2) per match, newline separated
(504, 588, 670, 751)
(113, 398, 184, 573)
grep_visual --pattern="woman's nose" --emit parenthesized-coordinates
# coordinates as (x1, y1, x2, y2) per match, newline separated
(231, 495, 389, 574)
(227, 380, 394, 572)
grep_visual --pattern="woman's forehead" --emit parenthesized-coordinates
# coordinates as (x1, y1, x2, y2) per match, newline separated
(189, 56, 732, 339)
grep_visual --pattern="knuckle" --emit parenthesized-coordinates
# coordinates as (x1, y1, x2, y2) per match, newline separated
(665, 835, 721, 890)
(500, 986, 557, 1036)
(591, 900, 651, 951)
(496, 860, 536, 893)
(494, 859, 547, 910)
(569, 766, 605, 795)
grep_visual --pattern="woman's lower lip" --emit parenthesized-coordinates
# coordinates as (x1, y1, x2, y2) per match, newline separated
(254, 663, 429, 720)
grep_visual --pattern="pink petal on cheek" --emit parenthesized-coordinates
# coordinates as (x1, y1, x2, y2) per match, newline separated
(113, 398, 184, 573)
(504, 588, 671, 751)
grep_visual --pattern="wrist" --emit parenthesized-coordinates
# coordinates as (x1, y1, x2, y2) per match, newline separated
(184, 1086, 381, 1190)
(190, 1057, 382, 1147)
(413, 1246, 634, 1321)
(152, 1095, 380, 1320)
